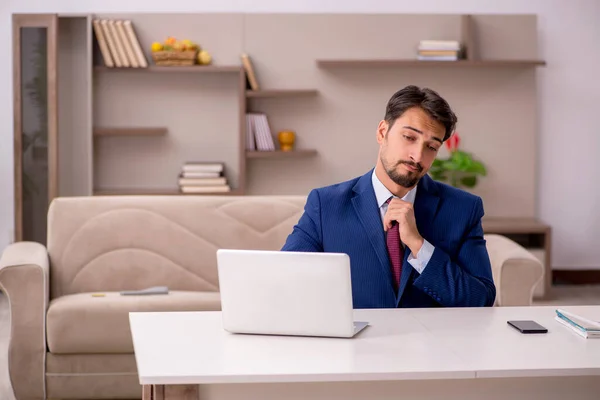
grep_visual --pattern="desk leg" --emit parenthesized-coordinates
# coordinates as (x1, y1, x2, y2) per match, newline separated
(164, 385, 199, 399)
(142, 385, 167, 400)
(142, 385, 153, 400)
(154, 385, 165, 400)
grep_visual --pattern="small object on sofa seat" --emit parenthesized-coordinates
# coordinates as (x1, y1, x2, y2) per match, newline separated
(91, 293, 106, 297)
(120, 286, 169, 296)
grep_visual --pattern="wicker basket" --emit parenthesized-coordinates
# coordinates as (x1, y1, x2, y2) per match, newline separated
(151, 50, 198, 66)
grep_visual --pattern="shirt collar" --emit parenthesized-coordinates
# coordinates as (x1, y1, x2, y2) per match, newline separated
(371, 169, 418, 208)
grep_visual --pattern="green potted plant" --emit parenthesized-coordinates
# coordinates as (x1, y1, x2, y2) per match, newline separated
(428, 132, 487, 189)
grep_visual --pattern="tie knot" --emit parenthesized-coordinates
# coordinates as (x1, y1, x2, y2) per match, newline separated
(386, 196, 393, 205)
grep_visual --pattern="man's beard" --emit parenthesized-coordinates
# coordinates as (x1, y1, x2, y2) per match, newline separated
(382, 157, 423, 188)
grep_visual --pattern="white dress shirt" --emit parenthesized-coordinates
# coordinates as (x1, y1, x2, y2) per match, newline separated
(371, 170, 435, 274)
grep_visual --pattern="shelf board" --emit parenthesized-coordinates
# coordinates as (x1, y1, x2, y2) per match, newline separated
(316, 59, 546, 68)
(94, 65, 243, 73)
(93, 127, 168, 136)
(94, 188, 242, 196)
(246, 149, 318, 159)
(246, 89, 319, 98)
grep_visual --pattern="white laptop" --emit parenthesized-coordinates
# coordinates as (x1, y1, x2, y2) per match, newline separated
(216, 249, 369, 338)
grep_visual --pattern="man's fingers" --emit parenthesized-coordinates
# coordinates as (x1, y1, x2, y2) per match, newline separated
(389, 198, 412, 207)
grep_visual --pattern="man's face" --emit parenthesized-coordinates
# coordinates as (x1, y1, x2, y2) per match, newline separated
(377, 107, 446, 188)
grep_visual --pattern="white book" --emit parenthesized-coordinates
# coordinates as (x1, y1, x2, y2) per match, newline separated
(418, 40, 461, 50)
(178, 177, 227, 186)
(556, 309, 600, 330)
(181, 171, 221, 178)
(555, 316, 600, 339)
(249, 114, 267, 151)
(255, 114, 275, 151)
(182, 163, 224, 173)
(180, 185, 231, 193)
(246, 114, 256, 150)
(417, 55, 458, 61)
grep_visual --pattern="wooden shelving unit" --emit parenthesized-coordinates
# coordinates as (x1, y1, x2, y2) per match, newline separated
(93, 127, 168, 136)
(316, 59, 546, 68)
(246, 89, 319, 98)
(315, 15, 545, 70)
(246, 149, 318, 159)
(42, 12, 545, 203)
(244, 83, 319, 167)
(94, 65, 243, 73)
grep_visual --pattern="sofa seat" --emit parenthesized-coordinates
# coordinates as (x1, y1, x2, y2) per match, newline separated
(46, 290, 221, 354)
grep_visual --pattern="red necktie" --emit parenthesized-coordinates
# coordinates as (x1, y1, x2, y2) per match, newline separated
(385, 198, 403, 289)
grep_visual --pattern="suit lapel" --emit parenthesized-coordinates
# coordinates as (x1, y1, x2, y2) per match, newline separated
(351, 171, 396, 295)
(396, 175, 441, 304)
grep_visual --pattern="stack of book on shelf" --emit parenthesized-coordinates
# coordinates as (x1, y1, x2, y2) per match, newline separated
(246, 113, 275, 151)
(555, 308, 600, 339)
(178, 162, 231, 194)
(92, 19, 148, 68)
(417, 40, 462, 61)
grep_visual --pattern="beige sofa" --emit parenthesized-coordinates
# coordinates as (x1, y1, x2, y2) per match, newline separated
(0, 195, 543, 400)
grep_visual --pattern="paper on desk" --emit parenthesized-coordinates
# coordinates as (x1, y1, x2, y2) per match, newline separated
(555, 308, 600, 339)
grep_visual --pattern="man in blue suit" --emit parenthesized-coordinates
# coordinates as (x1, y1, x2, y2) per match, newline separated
(282, 85, 495, 308)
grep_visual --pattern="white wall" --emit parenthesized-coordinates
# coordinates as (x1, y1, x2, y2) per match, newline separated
(1, 0, 599, 269)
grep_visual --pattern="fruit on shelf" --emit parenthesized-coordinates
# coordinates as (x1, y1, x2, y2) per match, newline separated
(149, 36, 212, 66)
(153, 37, 201, 52)
(151, 42, 163, 52)
(197, 50, 212, 65)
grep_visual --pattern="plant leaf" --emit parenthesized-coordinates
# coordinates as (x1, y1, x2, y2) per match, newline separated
(460, 175, 477, 188)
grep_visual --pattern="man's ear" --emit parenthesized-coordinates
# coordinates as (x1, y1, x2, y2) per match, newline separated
(377, 120, 388, 144)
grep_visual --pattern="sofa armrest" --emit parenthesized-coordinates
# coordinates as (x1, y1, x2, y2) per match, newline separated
(0, 242, 49, 400)
(484, 234, 543, 307)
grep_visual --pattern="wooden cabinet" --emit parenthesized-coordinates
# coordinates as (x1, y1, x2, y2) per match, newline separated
(13, 14, 58, 244)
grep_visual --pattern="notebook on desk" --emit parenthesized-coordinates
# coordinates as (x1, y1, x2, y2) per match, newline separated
(555, 309, 600, 339)
(216, 249, 369, 338)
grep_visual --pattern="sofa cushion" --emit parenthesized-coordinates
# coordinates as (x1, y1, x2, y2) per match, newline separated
(47, 196, 306, 298)
(46, 291, 220, 354)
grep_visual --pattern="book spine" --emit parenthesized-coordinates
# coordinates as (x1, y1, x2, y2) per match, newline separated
(92, 19, 114, 67)
(100, 19, 123, 67)
(115, 20, 139, 68)
(123, 20, 149, 68)
(108, 20, 130, 67)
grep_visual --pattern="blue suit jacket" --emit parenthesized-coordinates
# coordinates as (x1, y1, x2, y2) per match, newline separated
(281, 170, 496, 308)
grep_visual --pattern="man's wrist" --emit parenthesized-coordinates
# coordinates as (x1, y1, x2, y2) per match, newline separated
(407, 236, 424, 257)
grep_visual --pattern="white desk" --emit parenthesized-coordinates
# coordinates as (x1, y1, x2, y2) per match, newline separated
(130, 306, 600, 400)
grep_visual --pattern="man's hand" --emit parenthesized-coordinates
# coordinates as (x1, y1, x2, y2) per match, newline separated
(383, 198, 424, 256)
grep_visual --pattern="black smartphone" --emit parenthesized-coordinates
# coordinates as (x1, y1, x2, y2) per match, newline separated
(507, 320, 548, 334)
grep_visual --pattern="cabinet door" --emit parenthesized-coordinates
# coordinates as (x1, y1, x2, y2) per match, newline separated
(13, 14, 58, 243)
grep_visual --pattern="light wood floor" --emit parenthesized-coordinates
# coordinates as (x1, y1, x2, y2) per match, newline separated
(1, 287, 599, 400)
